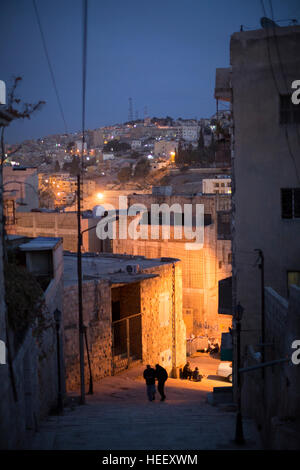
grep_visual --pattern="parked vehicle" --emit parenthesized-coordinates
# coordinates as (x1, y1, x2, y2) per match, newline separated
(217, 362, 232, 382)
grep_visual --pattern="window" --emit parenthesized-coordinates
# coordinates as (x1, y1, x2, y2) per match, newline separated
(280, 94, 300, 125)
(215, 182, 219, 187)
(228, 252, 232, 264)
(217, 211, 231, 240)
(287, 271, 300, 295)
(281, 188, 300, 219)
(3, 200, 15, 225)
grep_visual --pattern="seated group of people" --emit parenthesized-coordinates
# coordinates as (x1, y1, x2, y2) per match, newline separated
(181, 362, 203, 381)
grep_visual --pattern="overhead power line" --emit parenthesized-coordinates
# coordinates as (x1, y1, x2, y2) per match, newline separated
(76, 0, 89, 406)
(32, 0, 68, 134)
(260, 0, 300, 184)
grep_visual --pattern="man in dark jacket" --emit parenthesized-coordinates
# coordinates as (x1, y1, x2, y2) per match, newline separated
(155, 364, 168, 401)
(143, 365, 156, 401)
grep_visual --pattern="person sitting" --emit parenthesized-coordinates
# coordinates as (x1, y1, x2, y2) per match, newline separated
(192, 367, 202, 382)
(182, 362, 193, 380)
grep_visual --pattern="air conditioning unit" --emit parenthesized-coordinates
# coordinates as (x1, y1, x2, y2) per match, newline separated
(126, 264, 140, 274)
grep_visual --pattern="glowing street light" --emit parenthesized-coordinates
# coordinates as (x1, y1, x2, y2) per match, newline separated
(97, 192, 104, 200)
(170, 151, 175, 162)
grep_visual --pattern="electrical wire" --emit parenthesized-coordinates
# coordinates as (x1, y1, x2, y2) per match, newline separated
(260, 0, 300, 184)
(268, 0, 300, 148)
(32, 0, 68, 134)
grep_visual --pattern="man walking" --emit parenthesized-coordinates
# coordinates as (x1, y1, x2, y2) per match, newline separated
(143, 364, 156, 402)
(155, 364, 168, 401)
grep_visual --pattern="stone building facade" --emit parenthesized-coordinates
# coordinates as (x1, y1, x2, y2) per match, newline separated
(215, 25, 300, 445)
(112, 192, 232, 339)
(63, 279, 112, 391)
(6, 211, 104, 253)
(215, 24, 300, 349)
(63, 253, 186, 391)
(242, 285, 300, 449)
(0, 237, 64, 449)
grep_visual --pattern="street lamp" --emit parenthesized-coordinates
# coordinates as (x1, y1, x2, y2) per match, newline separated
(234, 302, 245, 445)
(54, 308, 64, 414)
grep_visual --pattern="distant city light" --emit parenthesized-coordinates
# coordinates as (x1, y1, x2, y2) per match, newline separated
(147, 155, 153, 159)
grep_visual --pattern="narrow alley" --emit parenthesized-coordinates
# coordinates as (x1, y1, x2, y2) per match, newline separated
(30, 356, 261, 450)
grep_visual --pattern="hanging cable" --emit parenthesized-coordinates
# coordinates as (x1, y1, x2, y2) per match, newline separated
(81, 0, 88, 171)
(32, 0, 68, 134)
(260, 0, 300, 184)
(77, 0, 89, 405)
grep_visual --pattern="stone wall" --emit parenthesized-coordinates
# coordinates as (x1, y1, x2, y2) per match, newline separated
(63, 280, 112, 391)
(63, 260, 186, 387)
(6, 212, 102, 253)
(113, 200, 232, 339)
(242, 284, 300, 449)
(0, 296, 63, 449)
(0, 241, 64, 449)
(140, 261, 186, 376)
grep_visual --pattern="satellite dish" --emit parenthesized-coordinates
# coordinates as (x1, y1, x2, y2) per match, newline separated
(260, 17, 279, 29)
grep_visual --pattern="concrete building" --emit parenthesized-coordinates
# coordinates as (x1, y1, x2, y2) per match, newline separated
(215, 24, 300, 345)
(131, 139, 142, 150)
(0, 236, 64, 449)
(215, 25, 300, 447)
(63, 253, 186, 390)
(154, 140, 178, 158)
(3, 166, 39, 216)
(202, 177, 231, 194)
(102, 152, 115, 161)
(112, 190, 232, 340)
(181, 126, 199, 142)
(5, 211, 104, 253)
(39, 173, 96, 207)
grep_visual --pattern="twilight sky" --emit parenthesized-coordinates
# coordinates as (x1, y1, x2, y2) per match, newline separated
(1, 0, 300, 143)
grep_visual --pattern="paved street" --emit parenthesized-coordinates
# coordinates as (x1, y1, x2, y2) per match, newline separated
(31, 356, 261, 450)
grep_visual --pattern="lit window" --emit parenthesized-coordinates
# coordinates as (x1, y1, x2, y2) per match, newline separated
(287, 271, 300, 295)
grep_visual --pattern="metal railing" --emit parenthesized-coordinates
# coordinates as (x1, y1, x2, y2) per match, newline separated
(112, 313, 142, 375)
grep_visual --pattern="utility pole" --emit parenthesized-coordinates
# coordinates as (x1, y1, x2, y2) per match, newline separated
(255, 249, 265, 369)
(77, 0, 88, 405)
(77, 172, 85, 404)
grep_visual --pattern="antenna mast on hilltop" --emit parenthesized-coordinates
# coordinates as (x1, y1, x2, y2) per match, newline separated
(128, 97, 133, 122)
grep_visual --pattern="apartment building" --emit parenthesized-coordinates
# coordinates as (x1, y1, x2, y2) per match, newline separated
(202, 177, 231, 194)
(215, 24, 300, 447)
(113, 190, 232, 340)
(153, 140, 178, 158)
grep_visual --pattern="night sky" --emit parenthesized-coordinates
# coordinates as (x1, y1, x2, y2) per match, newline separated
(1, 0, 300, 143)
